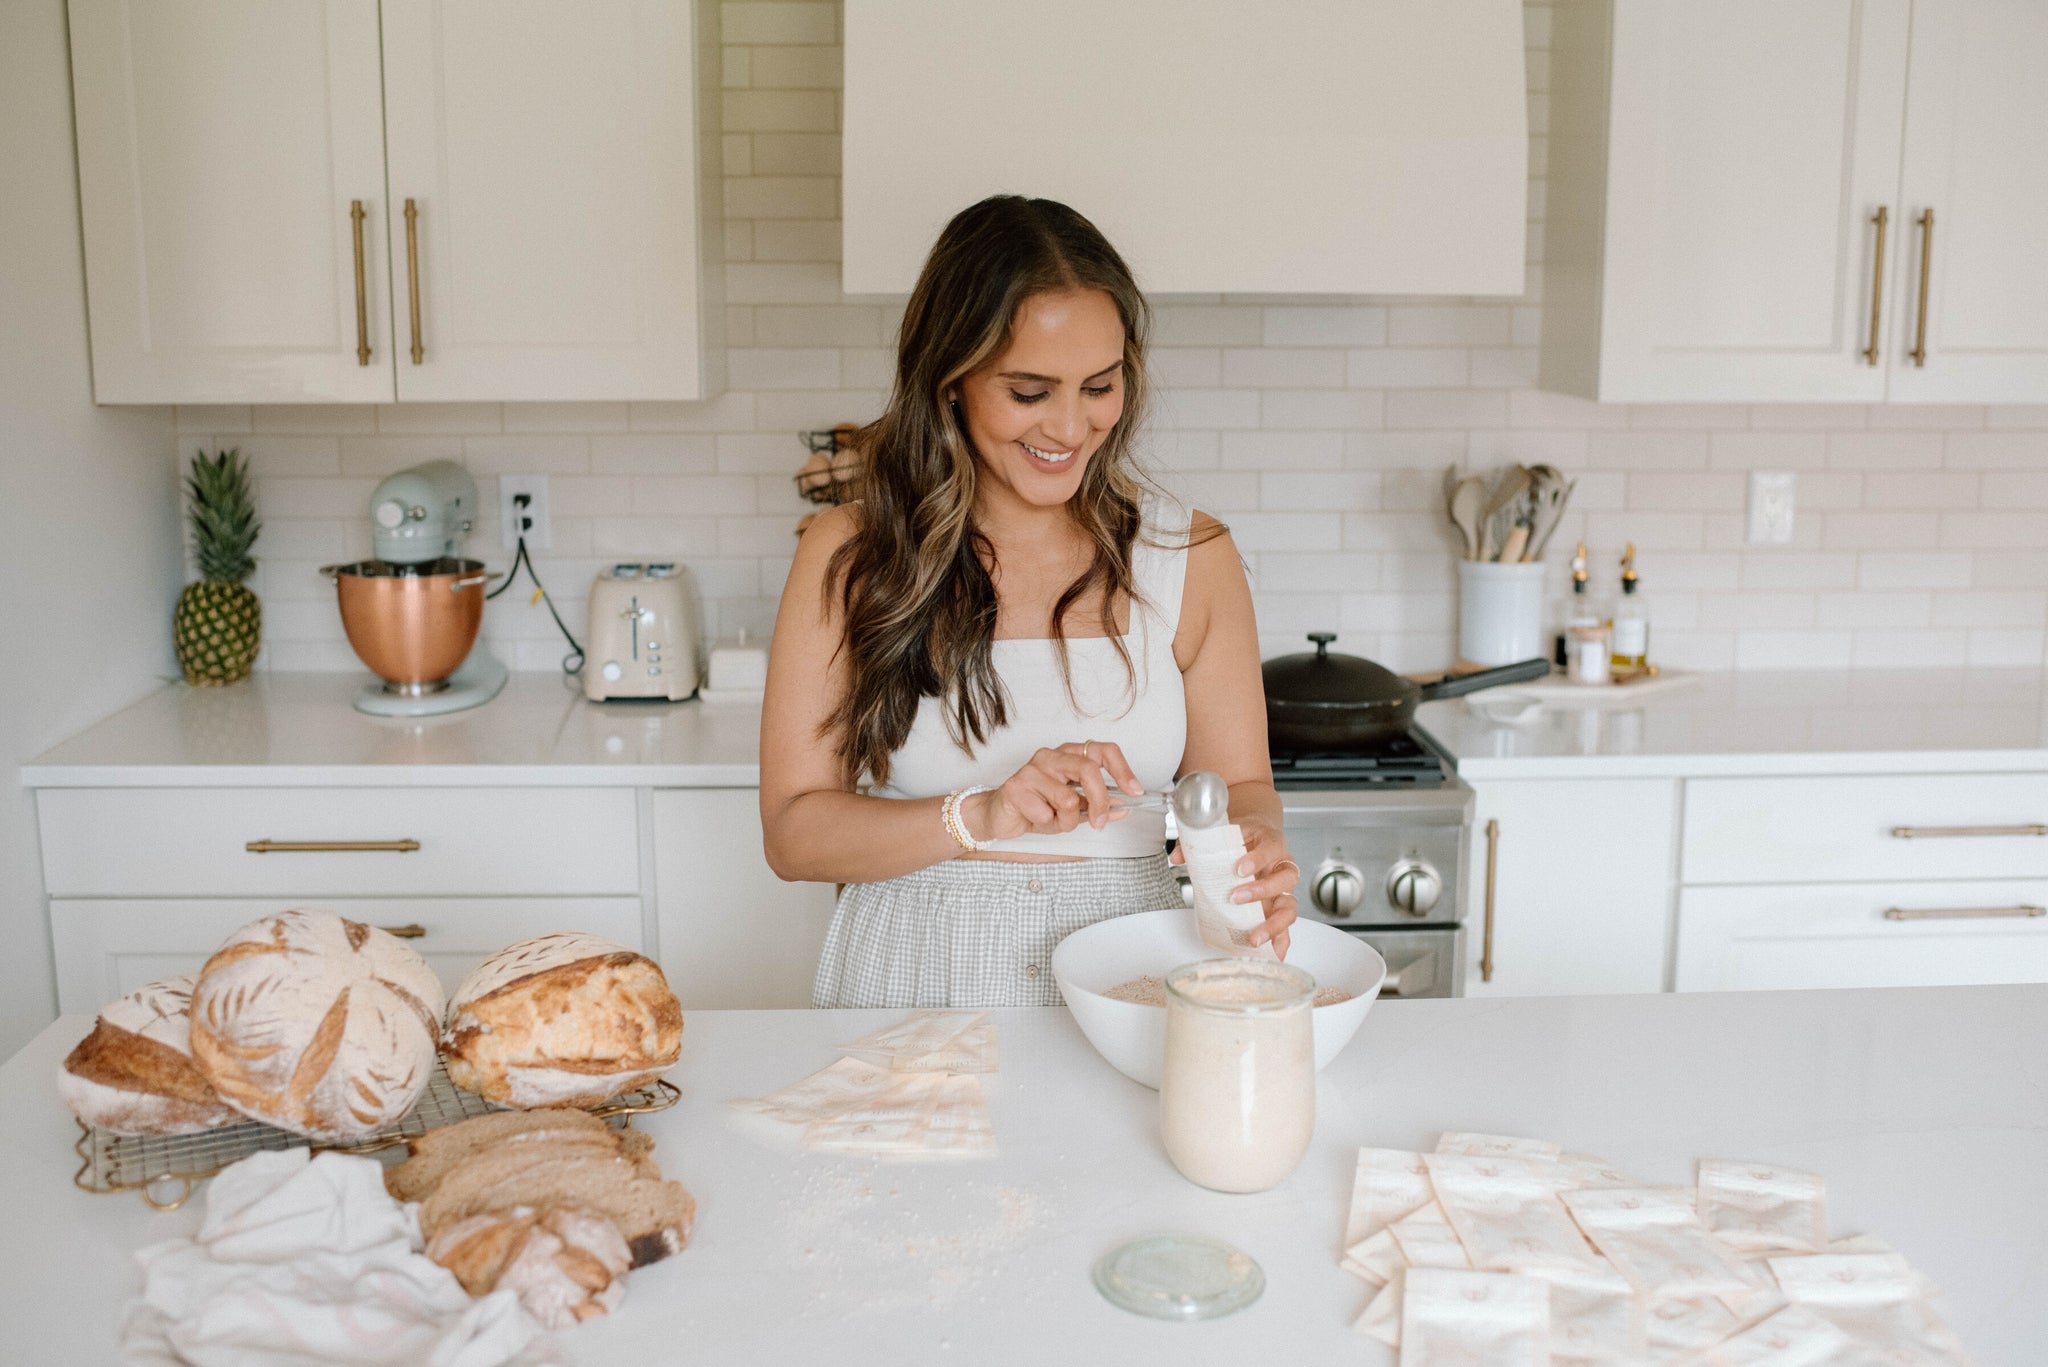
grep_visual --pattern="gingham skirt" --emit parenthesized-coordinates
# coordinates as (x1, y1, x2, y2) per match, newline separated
(812, 854, 1184, 1008)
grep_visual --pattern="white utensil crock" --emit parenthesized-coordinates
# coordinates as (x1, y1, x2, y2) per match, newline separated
(1457, 560, 1547, 667)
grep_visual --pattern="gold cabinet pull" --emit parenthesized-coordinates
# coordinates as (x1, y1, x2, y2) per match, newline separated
(1909, 207, 1934, 367)
(1861, 206, 1888, 366)
(1883, 904, 2045, 922)
(404, 197, 424, 364)
(349, 199, 371, 366)
(245, 838, 422, 853)
(1480, 818, 1500, 984)
(1890, 823, 2047, 839)
(378, 923, 428, 939)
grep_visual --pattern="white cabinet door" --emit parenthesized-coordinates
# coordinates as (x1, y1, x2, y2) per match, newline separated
(68, 0, 395, 403)
(1887, 0, 2048, 401)
(1545, 0, 1912, 402)
(843, 0, 1526, 296)
(49, 895, 646, 1013)
(1462, 778, 1678, 997)
(1675, 881, 2048, 992)
(651, 789, 837, 1009)
(379, 0, 714, 401)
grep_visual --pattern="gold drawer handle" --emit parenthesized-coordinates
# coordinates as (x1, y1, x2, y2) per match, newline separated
(1883, 905, 2045, 922)
(1480, 818, 1500, 984)
(245, 839, 422, 853)
(1890, 824, 2047, 839)
(349, 199, 371, 366)
(1861, 205, 1888, 366)
(1909, 207, 1933, 367)
(379, 923, 428, 939)
(404, 197, 424, 364)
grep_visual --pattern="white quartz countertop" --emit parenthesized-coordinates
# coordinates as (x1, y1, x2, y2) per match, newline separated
(5, 987, 2043, 1364)
(20, 672, 763, 787)
(1418, 667, 2048, 779)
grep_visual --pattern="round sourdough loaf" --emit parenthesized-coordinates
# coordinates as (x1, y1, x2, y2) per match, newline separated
(189, 909, 444, 1141)
(57, 975, 238, 1136)
(444, 933, 683, 1109)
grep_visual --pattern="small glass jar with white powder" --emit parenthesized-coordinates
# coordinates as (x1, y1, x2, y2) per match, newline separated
(1159, 959, 1316, 1193)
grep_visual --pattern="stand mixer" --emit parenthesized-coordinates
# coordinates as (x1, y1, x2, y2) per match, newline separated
(321, 461, 508, 717)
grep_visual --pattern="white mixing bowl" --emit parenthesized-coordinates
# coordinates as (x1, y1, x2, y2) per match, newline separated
(1050, 909, 1386, 1089)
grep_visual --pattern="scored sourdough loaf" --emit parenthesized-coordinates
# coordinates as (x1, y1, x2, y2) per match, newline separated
(444, 932, 683, 1109)
(189, 909, 445, 1142)
(388, 1107, 694, 1268)
(57, 975, 238, 1136)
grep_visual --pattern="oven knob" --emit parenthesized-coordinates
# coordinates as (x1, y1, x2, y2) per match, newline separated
(1310, 861, 1365, 918)
(1386, 860, 1443, 918)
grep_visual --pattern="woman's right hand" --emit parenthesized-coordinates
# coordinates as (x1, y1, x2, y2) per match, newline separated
(964, 740, 1145, 842)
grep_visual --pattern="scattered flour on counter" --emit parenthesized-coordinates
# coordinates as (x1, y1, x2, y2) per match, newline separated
(1103, 974, 1352, 1008)
(775, 1163, 1061, 1317)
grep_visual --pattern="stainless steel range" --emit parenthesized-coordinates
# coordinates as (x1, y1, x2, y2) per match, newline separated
(1272, 731, 1472, 998)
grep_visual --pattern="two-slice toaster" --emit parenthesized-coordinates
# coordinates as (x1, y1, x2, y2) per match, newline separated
(582, 563, 703, 701)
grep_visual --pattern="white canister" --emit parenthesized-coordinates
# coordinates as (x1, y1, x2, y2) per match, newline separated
(1456, 560, 1548, 667)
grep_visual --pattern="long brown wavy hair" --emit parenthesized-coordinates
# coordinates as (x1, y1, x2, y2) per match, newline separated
(825, 195, 1162, 789)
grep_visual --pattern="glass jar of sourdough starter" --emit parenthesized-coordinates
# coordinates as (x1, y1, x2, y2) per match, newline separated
(1159, 958, 1316, 1193)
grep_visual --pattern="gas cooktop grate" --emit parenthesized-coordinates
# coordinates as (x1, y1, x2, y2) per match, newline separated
(1271, 736, 1449, 790)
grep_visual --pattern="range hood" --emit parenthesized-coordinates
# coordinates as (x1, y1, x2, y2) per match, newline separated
(842, 0, 1528, 297)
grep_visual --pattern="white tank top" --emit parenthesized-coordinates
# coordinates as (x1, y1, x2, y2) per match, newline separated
(871, 497, 1191, 858)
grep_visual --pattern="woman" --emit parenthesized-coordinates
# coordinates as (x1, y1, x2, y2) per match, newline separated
(760, 195, 1300, 1009)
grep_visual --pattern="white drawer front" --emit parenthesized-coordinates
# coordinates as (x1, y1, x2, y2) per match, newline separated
(1682, 774, 2048, 885)
(50, 896, 647, 1014)
(37, 788, 639, 897)
(1674, 881, 2048, 994)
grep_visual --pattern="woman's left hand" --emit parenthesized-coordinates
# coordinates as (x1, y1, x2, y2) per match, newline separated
(1171, 816, 1300, 959)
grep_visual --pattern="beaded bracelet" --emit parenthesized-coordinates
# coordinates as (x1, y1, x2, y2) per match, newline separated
(942, 785, 994, 852)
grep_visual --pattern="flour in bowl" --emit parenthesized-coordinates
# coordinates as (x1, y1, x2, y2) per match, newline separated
(1102, 974, 1352, 1008)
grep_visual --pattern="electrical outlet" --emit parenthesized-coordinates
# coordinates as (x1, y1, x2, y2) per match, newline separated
(1747, 471, 1796, 545)
(499, 475, 551, 551)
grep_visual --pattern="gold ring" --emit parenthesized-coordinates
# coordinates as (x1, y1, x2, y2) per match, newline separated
(1271, 859, 1301, 877)
(1082, 740, 1096, 762)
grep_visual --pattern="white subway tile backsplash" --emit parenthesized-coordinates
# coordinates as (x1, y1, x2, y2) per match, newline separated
(1825, 432, 1944, 470)
(1221, 348, 1348, 389)
(215, 0, 2042, 677)
(1219, 430, 1343, 470)
(1261, 306, 1388, 347)
(1258, 389, 1384, 430)
(592, 433, 720, 476)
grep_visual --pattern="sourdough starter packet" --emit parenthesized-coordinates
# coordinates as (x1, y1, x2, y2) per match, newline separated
(1527, 1262, 1644, 1366)
(1424, 1153, 1602, 1273)
(1768, 1253, 1972, 1363)
(1176, 821, 1276, 958)
(837, 1009, 996, 1073)
(1684, 1303, 1852, 1366)
(1437, 1132, 1564, 1161)
(1561, 1187, 1753, 1299)
(1344, 1148, 1436, 1253)
(1399, 1267, 1550, 1367)
(1697, 1160, 1828, 1254)
(1388, 1202, 1473, 1270)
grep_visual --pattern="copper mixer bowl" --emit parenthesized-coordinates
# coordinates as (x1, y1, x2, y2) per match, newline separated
(322, 558, 497, 692)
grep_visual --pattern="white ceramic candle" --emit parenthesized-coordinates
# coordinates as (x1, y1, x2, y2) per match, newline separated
(1159, 959, 1316, 1193)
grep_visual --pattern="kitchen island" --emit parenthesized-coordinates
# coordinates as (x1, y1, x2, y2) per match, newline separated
(4, 985, 2043, 1364)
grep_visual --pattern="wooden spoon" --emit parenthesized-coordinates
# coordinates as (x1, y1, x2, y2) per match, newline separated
(1448, 477, 1487, 560)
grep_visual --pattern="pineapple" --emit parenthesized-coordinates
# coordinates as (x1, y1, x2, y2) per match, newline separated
(173, 448, 263, 685)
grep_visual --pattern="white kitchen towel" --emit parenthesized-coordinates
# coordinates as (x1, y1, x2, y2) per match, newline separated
(119, 1147, 558, 1367)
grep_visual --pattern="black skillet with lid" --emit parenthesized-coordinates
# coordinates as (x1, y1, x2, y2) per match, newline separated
(1262, 632, 1551, 752)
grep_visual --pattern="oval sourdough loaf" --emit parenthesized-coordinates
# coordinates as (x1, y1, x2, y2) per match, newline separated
(189, 909, 445, 1141)
(444, 933, 683, 1108)
(57, 975, 238, 1136)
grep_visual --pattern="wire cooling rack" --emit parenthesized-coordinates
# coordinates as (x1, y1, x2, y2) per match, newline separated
(74, 1058, 681, 1210)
